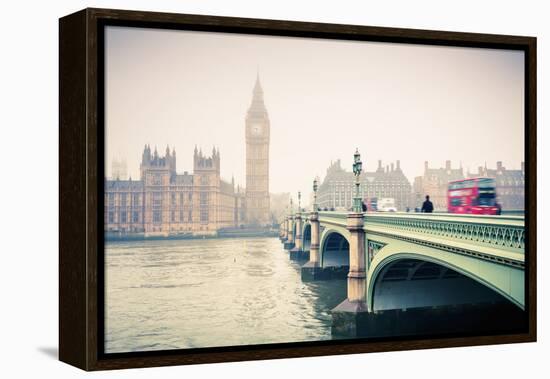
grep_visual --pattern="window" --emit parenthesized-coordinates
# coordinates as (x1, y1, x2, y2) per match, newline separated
(120, 193, 127, 206)
(200, 192, 208, 223)
(120, 211, 127, 223)
(152, 192, 162, 207)
(171, 193, 176, 206)
(451, 198, 463, 206)
(171, 211, 176, 222)
(108, 193, 115, 207)
(478, 192, 496, 206)
(108, 212, 114, 223)
(153, 210, 162, 223)
(132, 194, 140, 207)
(152, 174, 162, 185)
(132, 211, 139, 223)
(200, 209, 208, 223)
(180, 210, 184, 222)
(478, 178, 496, 188)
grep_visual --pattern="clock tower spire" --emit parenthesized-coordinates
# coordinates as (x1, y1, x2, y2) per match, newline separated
(245, 73, 270, 226)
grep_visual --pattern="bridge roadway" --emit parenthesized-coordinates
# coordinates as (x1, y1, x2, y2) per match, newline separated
(279, 210, 526, 337)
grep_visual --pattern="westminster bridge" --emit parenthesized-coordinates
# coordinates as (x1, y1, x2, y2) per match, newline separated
(279, 209, 526, 337)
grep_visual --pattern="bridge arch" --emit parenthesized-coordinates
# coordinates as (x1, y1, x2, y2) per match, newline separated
(319, 229, 351, 268)
(366, 241, 525, 312)
(302, 223, 311, 252)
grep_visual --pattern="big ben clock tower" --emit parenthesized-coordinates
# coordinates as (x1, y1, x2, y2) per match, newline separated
(245, 74, 270, 226)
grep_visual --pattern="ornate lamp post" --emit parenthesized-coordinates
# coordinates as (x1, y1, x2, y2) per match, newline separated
(290, 197, 294, 216)
(352, 148, 363, 213)
(313, 178, 318, 212)
(297, 191, 301, 213)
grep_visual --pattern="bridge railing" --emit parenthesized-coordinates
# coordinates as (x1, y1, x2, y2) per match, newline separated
(315, 211, 525, 253)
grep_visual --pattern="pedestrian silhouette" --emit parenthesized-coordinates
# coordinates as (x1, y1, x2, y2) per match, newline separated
(362, 201, 367, 212)
(421, 195, 434, 213)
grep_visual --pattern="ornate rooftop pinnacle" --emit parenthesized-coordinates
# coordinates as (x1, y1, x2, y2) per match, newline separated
(253, 70, 263, 95)
(248, 72, 267, 117)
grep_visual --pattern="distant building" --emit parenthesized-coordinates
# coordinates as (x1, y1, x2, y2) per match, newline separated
(270, 192, 290, 225)
(105, 145, 246, 238)
(317, 159, 412, 211)
(413, 161, 464, 211)
(468, 161, 525, 210)
(111, 158, 127, 180)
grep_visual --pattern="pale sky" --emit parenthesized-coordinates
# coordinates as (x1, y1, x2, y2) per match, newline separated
(105, 26, 524, 202)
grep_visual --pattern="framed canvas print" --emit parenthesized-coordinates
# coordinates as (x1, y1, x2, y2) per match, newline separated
(59, 8, 537, 371)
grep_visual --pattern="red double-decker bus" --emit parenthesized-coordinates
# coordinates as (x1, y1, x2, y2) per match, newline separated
(447, 177, 499, 215)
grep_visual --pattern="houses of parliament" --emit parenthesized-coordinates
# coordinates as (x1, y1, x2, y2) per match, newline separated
(105, 76, 271, 238)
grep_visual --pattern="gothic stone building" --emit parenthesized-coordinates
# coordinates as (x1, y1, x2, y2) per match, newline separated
(317, 159, 412, 211)
(105, 146, 246, 238)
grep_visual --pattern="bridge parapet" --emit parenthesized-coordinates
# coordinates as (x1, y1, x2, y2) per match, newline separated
(364, 213, 524, 252)
(317, 211, 524, 258)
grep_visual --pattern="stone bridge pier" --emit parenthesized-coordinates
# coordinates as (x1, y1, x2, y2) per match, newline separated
(330, 212, 369, 336)
(301, 211, 322, 279)
(279, 217, 288, 242)
(301, 211, 368, 334)
(289, 212, 309, 260)
(308, 212, 320, 266)
(283, 215, 295, 250)
(289, 212, 302, 252)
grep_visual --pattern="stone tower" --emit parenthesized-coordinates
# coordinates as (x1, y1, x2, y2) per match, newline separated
(245, 74, 270, 225)
(193, 146, 221, 228)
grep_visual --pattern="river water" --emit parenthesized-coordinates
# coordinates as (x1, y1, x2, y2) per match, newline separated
(105, 237, 347, 353)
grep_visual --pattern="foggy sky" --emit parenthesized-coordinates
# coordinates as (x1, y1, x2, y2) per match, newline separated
(105, 26, 524, 203)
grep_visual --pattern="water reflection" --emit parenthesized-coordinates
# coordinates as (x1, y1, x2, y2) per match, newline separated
(105, 237, 346, 353)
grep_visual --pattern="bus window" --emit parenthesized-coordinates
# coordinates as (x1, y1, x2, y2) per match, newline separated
(451, 198, 462, 206)
(478, 195, 496, 206)
(478, 178, 496, 188)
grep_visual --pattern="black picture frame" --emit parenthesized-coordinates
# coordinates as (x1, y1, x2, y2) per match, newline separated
(59, 7, 537, 371)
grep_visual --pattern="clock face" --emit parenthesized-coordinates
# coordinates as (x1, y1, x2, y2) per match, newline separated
(251, 123, 262, 136)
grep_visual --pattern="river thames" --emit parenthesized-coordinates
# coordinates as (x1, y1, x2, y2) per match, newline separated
(105, 237, 346, 353)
